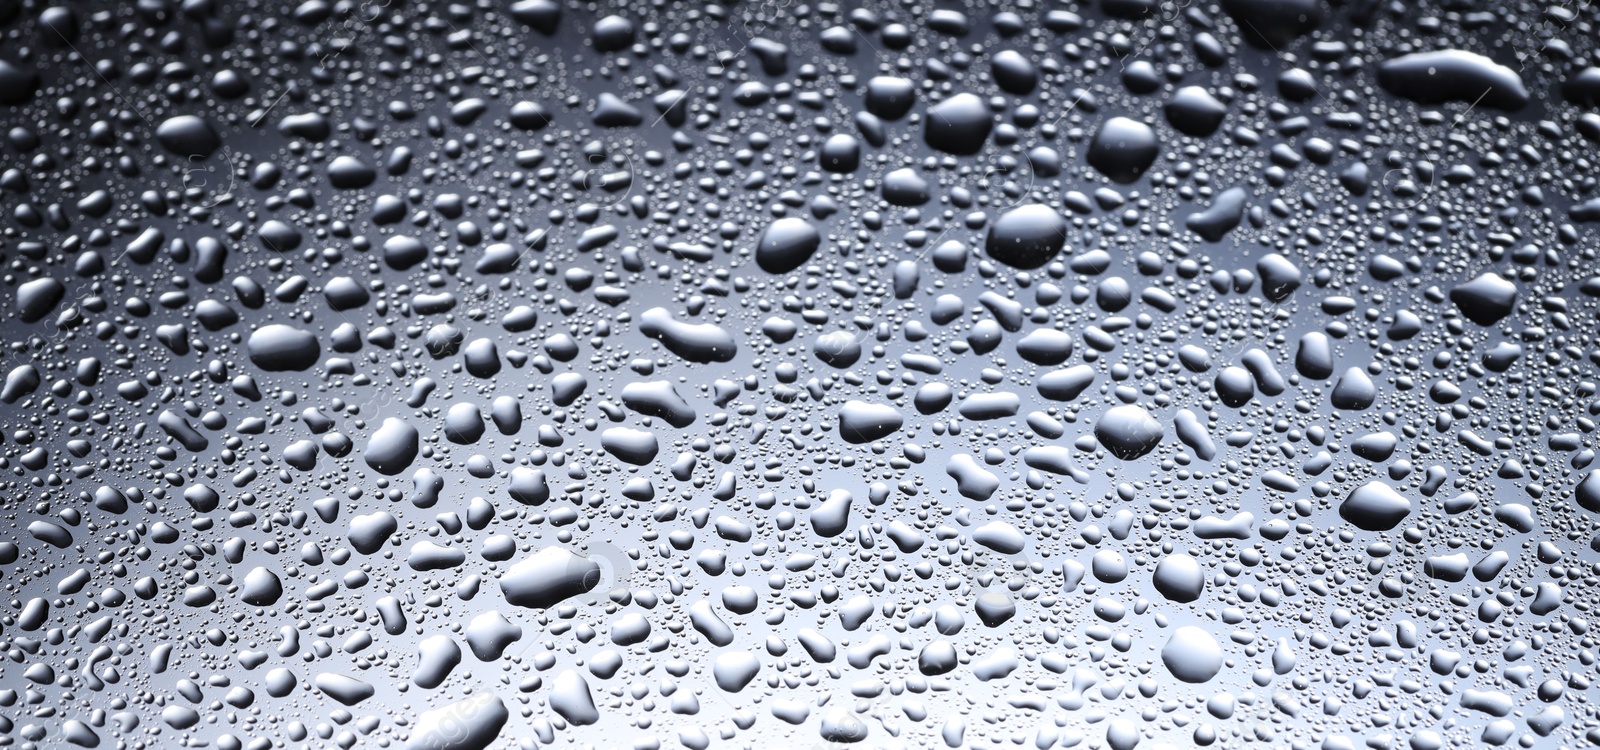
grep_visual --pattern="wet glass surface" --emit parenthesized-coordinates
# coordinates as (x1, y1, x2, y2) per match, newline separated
(2, 0, 1600, 748)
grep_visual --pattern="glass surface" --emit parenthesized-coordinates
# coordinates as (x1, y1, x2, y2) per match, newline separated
(0, 0, 1597, 748)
